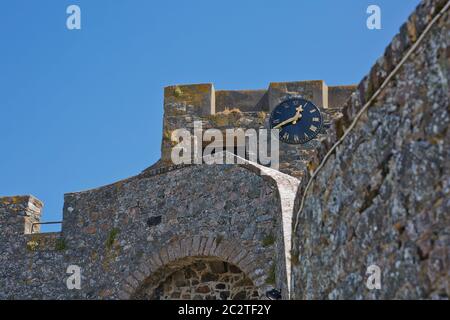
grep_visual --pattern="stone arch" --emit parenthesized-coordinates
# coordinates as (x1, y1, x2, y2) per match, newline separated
(118, 236, 270, 300)
(111, 158, 299, 300)
(57, 157, 295, 299)
(136, 257, 258, 300)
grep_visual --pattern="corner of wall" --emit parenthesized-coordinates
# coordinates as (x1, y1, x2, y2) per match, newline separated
(0, 195, 43, 238)
(328, 85, 358, 109)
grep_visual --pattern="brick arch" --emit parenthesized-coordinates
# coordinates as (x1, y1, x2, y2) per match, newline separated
(118, 236, 270, 299)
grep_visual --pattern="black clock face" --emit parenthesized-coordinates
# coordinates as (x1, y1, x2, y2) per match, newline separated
(269, 98, 323, 144)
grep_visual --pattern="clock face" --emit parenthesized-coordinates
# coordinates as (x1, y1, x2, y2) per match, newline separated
(269, 98, 323, 144)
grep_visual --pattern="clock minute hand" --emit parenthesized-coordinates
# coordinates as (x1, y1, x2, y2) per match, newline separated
(273, 115, 298, 129)
(273, 106, 303, 129)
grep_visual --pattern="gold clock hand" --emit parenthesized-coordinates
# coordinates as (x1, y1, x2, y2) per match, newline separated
(273, 116, 297, 129)
(292, 105, 304, 124)
(292, 115, 302, 125)
(273, 105, 303, 129)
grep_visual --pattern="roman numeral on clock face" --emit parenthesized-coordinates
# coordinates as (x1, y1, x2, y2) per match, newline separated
(282, 132, 290, 140)
(273, 118, 280, 124)
(293, 135, 300, 143)
(309, 125, 317, 132)
(313, 117, 320, 122)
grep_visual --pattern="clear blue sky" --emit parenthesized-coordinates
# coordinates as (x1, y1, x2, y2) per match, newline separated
(0, 0, 420, 231)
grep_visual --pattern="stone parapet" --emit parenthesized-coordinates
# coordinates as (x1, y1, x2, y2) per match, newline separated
(0, 195, 43, 236)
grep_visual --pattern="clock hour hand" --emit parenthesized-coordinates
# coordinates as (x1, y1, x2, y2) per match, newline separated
(292, 105, 304, 124)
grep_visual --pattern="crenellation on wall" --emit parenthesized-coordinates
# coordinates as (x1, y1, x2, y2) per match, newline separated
(160, 79, 354, 173)
(164, 83, 216, 116)
(0, 195, 43, 236)
(268, 80, 329, 111)
(215, 89, 268, 112)
(328, 85, 357, 109)
(162, 83, 215, 163)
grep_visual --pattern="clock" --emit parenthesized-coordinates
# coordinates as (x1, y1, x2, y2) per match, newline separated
(269, 97, 323, 144)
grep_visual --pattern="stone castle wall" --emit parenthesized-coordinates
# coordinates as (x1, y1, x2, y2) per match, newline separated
(0, 164, 286, 299)
(161, 80, 355, 178)
(291, 0, 449, 299)
(0, 0, 448, 300)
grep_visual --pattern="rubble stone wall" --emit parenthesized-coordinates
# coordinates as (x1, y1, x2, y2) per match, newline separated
(0, 164, 284, 299)
(137, 258, 259, 300)
(291, 0, 449, 299)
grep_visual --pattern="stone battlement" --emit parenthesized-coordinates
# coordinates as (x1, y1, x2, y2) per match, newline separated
(163, 80, 356, 116)
(0, 195, 43, 236)
(161, 80, 356, 169)
(0, 0, 447, 300)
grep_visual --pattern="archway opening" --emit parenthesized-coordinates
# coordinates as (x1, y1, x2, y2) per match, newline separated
(133, 257, 259, 300)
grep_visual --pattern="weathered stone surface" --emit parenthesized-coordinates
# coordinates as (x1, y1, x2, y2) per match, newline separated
(137, 258, 258, 300)
(0, 164, 283, 299)
(147, 216, 162, 227)
(291, 0, 449, 300)
(0, 0, 446, 301)
(159, 76, 353, 179)
(215, 90, 268, 112)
